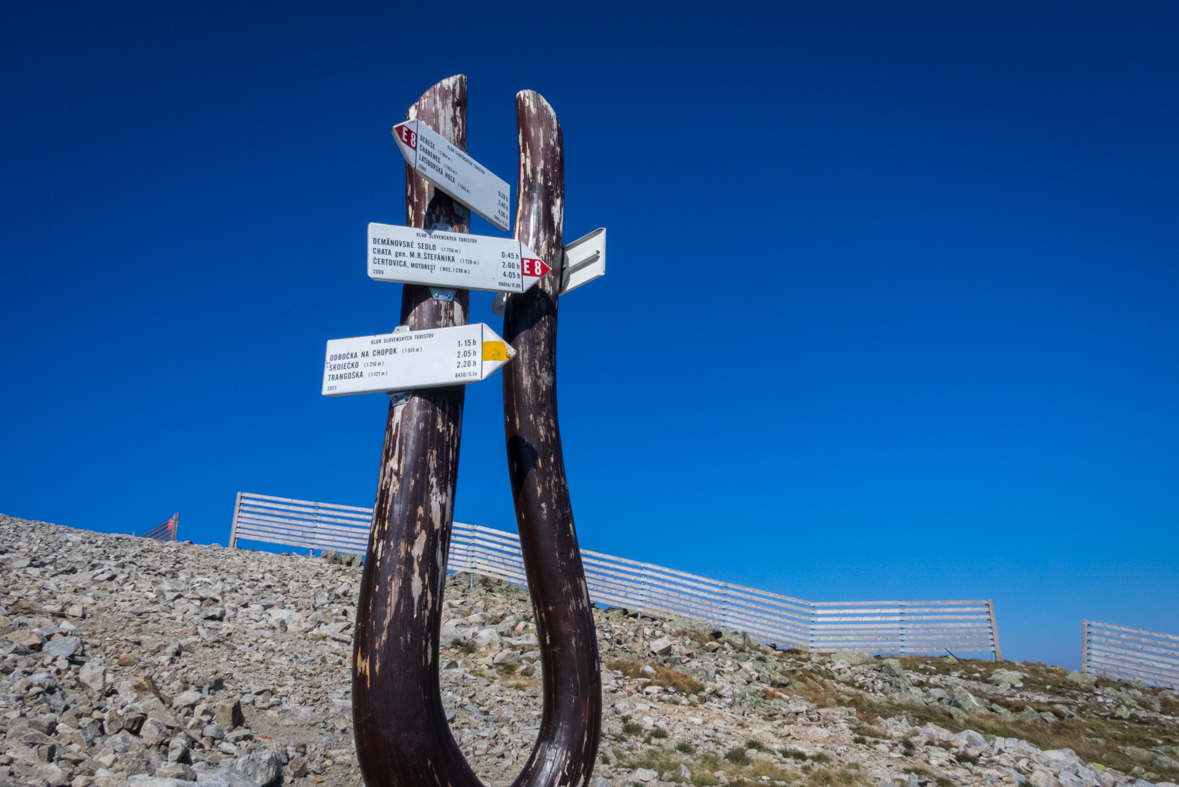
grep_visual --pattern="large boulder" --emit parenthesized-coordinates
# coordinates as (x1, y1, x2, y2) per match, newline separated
(439, 622, 470, 646)
(171, 690, 203, 710)
(79, 661, 106, 692)
(1067, 670, 1098, 687)
(882, 658, 906, 682)
(129, 778, 230, 787)
(831, 651, 872, 666)
(45, 636, 81, 658)
(949, 686, 987, 713)
(988, 669, 1024, 686)
(649, 637, 675, 656)
(214, 698, 245, 730)
(223, 751, 283, 787)
(6, 629, 43, 650)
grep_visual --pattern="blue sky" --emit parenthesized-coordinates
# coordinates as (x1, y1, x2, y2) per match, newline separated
(2, 1, 1176, 669)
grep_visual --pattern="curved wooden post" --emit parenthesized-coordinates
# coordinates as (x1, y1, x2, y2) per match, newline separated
(352, 74, 473, 787)
(501, 90, 602, 787)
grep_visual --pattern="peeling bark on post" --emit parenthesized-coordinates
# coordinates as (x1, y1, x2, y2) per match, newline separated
(501, 90, 603, 787)
(352, 75, 473, 787)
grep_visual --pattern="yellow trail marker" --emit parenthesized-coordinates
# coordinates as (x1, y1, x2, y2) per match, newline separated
(482, 341, 514, 362)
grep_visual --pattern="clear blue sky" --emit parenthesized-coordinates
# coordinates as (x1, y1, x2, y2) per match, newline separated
(2, 1, 1176, 670)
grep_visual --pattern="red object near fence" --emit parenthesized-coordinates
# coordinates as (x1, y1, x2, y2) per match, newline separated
(142, 512, 178, 542)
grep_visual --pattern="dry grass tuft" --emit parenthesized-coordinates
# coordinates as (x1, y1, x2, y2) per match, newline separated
(850, 692, 1179, 781)
(610, 659, 705, 695)
(788, 670, 839, 707)
(806, 766, 863, 787)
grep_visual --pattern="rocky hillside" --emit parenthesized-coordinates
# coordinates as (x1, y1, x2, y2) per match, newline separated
(1, 514, 1177, 787)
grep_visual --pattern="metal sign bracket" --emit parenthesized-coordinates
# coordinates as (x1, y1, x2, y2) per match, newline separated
(387, 326, 414, 405)
(429, 287, 456, 302)
(491, 292, 508, 318)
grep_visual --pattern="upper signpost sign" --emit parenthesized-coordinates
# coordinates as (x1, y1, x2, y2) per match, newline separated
(368, 223, 550, 294)
(393, 119, 511, 232)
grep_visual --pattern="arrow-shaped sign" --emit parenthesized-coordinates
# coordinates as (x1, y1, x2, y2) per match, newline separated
(322, 323, 515, 397)
(490, 228, 607, 318)
(368, 223, 550, 293)
(393, 119, 511, 232)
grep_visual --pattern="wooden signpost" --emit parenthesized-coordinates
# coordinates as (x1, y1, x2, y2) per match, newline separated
(327, 75, 606, 787)
(497, 89, 602, 787)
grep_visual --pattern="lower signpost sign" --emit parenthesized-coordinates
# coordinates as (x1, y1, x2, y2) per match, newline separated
(322, 323, 516, 397)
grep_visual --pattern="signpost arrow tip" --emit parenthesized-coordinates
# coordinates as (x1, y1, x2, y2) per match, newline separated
(522, 258, 551, 278)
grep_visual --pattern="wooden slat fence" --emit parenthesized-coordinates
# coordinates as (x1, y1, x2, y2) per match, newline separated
(1082, 620, 1179, 689)
(229, 492, 1000, 658)
(229, 493, 371, 554)
(141, 513, 179, 542)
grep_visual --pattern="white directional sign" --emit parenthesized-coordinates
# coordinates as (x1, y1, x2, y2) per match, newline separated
(490, 228, 608, 318)
(367, 223, 551, 293)
(393, 119, 511, 231)
(560, 228, 606, 294)
(322, 323, 515, 397)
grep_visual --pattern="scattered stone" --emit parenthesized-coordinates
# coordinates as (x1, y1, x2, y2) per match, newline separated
(79, 660, 106, 692)
(1067, 670, 1099, 687)
(288, 755, 309, 777)
(0, 512, 1172, 787)
(214, 698, 245, 730)
(949, 686, 987, 712)
(141, 716, 170, 746)
(129, 778, 229, 787)
(832, 650, 872, 665)
(171, 689, 203, 710)
(989, 668, 1024, 686)
(44, 636, 80, 658)
(6, 629, 44, 650)
(649, 637, 675, 655)
(223, 750, 283, 786)
(882, 658, 906, 681)
(167, 735, 191, 763)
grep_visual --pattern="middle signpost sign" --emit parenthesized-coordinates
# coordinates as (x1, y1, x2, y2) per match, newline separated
(368, 223, 551, 293)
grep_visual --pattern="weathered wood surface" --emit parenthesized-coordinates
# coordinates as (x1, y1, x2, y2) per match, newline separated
(352, 74, 476, 787)
(501, 90, 603, 787)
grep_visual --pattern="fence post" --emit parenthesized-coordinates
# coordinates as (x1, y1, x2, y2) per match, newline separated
(722, 583, 729, 630)
(311, 502, 321, 554)
(468, 525, 476, 589)
(638, 564, 646, 621)
(172, 512, 179, 542)
(899, 603, 907, 657)
(1081, 620, 1091, 674)
(228, 492, 243, 549)
(809, 604, 817, 654)
(987, 599, 1002, 661)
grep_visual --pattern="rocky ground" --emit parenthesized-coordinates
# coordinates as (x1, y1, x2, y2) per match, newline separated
(1, 514, 1177, 787)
